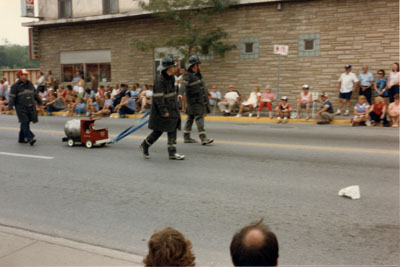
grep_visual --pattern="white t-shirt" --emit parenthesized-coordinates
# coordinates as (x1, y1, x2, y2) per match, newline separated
(224, 91, 239, 101)
(338, 72, 359, 93)
(388, 71, 400, 87)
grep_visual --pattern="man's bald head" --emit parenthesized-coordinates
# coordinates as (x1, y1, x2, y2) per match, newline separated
(230, 219, 279, 266)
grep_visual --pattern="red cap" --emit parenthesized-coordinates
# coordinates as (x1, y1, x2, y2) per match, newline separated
(18, 69, 29, 76)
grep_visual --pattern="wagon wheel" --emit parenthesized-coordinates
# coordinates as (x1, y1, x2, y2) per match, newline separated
(67, 138, 75, 147)
(85, 140, 93, 149)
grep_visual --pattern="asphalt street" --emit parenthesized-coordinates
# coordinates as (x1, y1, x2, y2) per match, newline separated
(0, 114, 399, 266)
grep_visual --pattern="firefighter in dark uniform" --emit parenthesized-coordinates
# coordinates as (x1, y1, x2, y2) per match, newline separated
(140, 57, 185, 160)
(8, 69, 42, 145)
(179, 55, 214, 145)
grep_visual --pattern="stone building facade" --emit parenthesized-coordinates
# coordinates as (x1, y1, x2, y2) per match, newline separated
(25, 0, 399, 106)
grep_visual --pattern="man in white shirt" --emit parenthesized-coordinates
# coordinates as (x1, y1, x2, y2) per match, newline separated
(218, 84, 240, 116)
(337, 64, 359, 116)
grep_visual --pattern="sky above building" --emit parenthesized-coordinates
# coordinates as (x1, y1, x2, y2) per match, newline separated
(0, 0, 38, 46)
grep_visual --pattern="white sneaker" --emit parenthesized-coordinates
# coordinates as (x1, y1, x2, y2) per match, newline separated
(248, 113, 253, 117)
(336, 110, 341, 115)
(236, 114, 242, 117)
(277, 117, 281, 123)
(366, 120, 371, 127)
(344, 110, 350, 116)
(283, 117, 288, 123)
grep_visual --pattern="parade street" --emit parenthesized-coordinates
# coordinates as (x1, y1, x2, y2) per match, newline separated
(0, 115, 398, 266)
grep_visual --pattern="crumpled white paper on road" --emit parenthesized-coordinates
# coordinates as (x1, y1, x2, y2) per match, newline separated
(338, 185, 360, 200)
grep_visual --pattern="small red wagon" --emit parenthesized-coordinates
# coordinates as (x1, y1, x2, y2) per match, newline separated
(62, 118, 111, 148)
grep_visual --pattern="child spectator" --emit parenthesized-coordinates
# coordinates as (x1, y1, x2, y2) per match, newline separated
(257, 85, 276, 119)
(38, 86, 48, 105)
(0, 95, 8, 114)
(65, 85, 77, 106)
(93, 93, 113, 117)
(86, 95, 99, 117)
(115, 92, 135, 118)
(74, 98, 87, 116)
(350, 95, 370, 126)
(388, 94, 400, 127)
(374, 69, 389, 105)
(367, 96, 387, 127)
(236, 86, 261, 117)
(387, 63, 400, 103)
(129, 84, 140, 110)
(297, 84, 313, 119)
(274, 96, 292, 123)
(57, 85, 67, 99)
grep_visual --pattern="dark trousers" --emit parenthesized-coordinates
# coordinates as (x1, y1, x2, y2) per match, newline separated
(145, 130, 177, 155)
(389, 85, 399, 103)
(369, 111, 387, 124)
(184, 114, 205, 136)
(46, 105, 62, 114)
(119, 106, 135, 116)
(359, 87, 372, 104)
(19, 121, 34, 142)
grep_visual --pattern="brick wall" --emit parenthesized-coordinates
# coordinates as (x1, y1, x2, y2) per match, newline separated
(38, 0, 399, 107)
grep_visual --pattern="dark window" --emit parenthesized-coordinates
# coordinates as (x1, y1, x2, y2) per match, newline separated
(201, 45, 209, 55)
(103, 0, 119, 14)
(304, 39, 314, 51)
(245, 43, 254, 53)
(58, 0, 72, 18)
(61, 63, 111, 82)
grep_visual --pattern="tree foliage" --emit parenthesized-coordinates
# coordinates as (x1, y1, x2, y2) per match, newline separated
(0, 45, 39, 70)
(133, 0, 237, 60)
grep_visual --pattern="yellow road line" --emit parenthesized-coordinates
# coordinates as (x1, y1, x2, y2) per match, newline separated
(0, 126, 398, 155)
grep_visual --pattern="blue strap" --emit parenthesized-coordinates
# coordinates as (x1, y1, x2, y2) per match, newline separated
(112, 112, 150, 143)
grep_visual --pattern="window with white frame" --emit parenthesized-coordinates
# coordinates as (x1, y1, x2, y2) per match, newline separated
(240, 37, 259, 59)
(298, 34, 320, 57)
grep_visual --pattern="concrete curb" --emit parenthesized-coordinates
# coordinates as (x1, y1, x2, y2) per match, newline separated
(46, 111, 351, 125)
(0, 224, 143, 264)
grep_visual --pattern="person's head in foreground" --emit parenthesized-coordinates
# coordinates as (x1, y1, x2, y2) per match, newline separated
(230, 219, 279, 266)
(143, 227, 195, 267)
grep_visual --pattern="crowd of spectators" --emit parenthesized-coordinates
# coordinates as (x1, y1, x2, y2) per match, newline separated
(1, 62, 399, 127)
(143, 219, 279, 267)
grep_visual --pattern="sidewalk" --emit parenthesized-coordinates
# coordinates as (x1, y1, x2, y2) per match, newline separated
(46, 111, 351, 125)
(0, 225, 142, 266)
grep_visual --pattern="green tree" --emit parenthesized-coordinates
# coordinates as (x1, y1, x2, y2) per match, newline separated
(0, 45, 39, 70)
(133, 0, 237, 60)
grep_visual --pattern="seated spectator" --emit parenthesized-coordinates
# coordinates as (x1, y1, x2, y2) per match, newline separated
(93, 93, 113, 117)
(67, 97, 86, 117)
(297, 84, 313, 119)
(388, 94, 400, 127)
(86, 95, 99, 117)
(236, 86, 261, 117)
(95, 85, 106, 109)
(315, 92, 335, 125)
(350, 95, 370, 126)
(115, 92, 135, 118)
(143, 227, 195, 267)
(367, 96, 387, 127)
(374, 69, 389, 105)
(38, 86, 48, 105)
(209, 85, 221, 107)
(218, 84, 240, 116)
(46, 89, 66, 115)
(0, 79, 8, 99)
(113, 83, 128, 107)
(57, 85, 67, 99)
(129, 84, 140, 111)
(230, 219, 279, 267)
(0, 95, 8, 114)
(257, 85, 275, 119)
(65, 85, 77, 106)
(274, 96, 292, 123)
(138, 85, 153, 113)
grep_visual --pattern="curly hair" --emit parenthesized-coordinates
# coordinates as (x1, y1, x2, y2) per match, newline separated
(143, 227, 196, 267)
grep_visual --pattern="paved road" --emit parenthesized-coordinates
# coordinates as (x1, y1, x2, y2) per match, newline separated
(0, 115, 398, 266)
